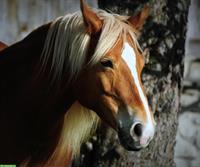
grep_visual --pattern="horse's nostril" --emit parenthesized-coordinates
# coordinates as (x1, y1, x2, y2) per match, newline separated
(132, 123, 143, 137)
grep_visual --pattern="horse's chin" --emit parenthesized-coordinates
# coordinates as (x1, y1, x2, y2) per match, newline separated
(118, 129, 142, 151)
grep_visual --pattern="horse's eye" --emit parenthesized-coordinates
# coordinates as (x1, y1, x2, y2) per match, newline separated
(100, 59, 113, 69)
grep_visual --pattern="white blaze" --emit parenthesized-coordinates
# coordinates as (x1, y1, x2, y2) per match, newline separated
(122, 42, 155, 144)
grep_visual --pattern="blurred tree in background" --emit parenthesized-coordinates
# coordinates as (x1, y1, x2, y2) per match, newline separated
(74, 0, 190, 166)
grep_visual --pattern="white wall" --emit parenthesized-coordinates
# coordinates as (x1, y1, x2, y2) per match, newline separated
(0, 0, 96, 45)
(185, 0, 200, 57)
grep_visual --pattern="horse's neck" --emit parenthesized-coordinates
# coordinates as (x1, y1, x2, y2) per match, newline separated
(0, 23, 51, 98)
(24, 102, 98, 167)
(0, 23, 50, 68)
(0, 23, 54, 122)
(0, 23, 51, 99)
(0, 22, 77, 165)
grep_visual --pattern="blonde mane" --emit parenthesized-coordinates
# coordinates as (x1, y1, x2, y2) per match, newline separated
(41, 10, 141, 86)
(28, 8, 143, 167)
(21, 102, 98, 167)
(44, 102, 99, 166)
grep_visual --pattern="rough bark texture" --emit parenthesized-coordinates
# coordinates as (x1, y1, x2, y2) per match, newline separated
(73, 0, 190, 167)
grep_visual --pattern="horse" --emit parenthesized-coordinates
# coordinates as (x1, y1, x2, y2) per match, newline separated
(0, 0, 156, 166)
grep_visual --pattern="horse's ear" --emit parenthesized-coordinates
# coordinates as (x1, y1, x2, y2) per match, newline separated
(80, 0, 102, 34)
(128, 6, 150, 31)
(0, 41, 8, 51)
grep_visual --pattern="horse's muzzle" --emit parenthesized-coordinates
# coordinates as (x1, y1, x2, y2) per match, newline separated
(118, 127, 142, 151)
(118, 131, 142, 151)
(116, 105, 155, 151)
(117, 120, 154, 151)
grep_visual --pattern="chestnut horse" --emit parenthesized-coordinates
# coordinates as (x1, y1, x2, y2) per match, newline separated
(0, 0, 155, 166)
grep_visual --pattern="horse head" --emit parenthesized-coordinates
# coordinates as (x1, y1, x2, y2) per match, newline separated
(73, 0, 156, 151)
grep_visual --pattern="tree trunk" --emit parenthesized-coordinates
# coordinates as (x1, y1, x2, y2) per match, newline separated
(74, 0, 190, 166)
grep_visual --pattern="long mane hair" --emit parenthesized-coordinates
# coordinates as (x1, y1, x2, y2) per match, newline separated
(40, 11, 141, 87)
(22, 9, 142, 167)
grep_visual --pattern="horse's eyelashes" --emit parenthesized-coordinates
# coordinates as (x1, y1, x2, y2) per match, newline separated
(100, 59, 114, 69)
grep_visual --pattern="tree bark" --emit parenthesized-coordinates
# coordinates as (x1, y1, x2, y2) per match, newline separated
(74, 0, 190, 166)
